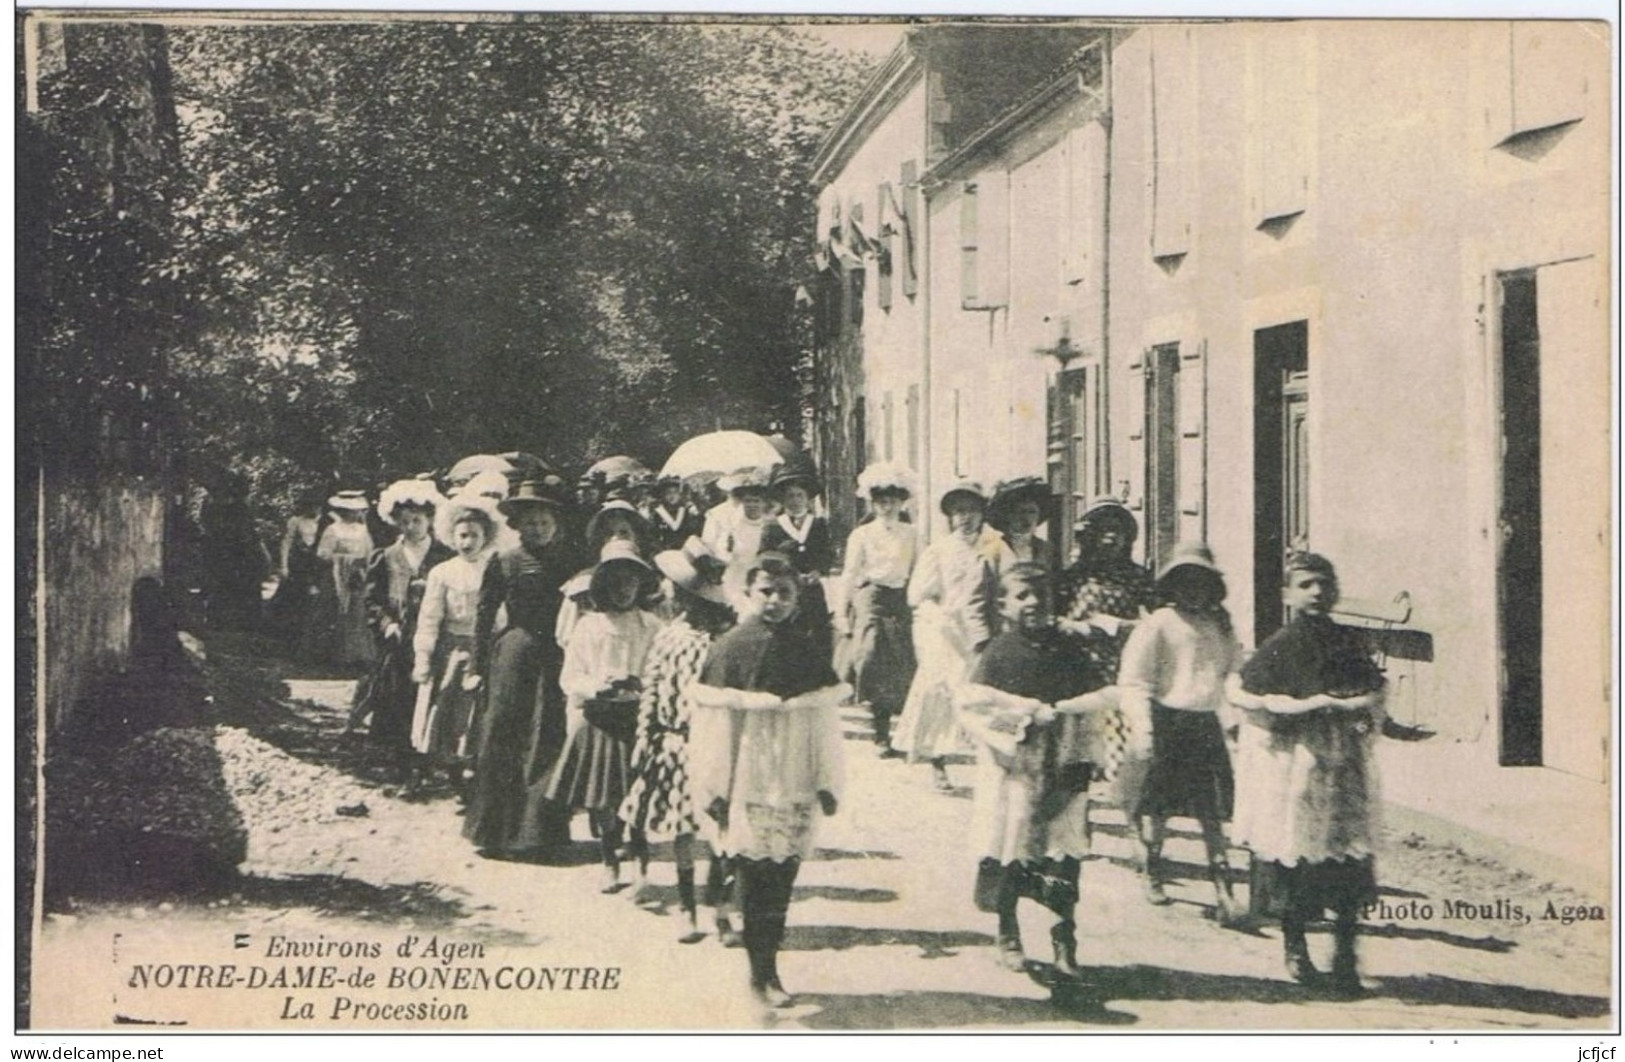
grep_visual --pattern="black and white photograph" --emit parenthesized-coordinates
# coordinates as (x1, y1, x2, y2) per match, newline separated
(15, 7, 1616, 1037)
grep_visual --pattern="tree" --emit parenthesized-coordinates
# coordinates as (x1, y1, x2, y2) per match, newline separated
(162, 18, 873, 523)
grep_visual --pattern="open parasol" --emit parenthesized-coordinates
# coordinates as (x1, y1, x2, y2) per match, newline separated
(660, 431, 786, 484)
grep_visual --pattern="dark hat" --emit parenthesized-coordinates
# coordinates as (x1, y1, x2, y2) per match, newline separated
(498, 477, 571, 516)
(1074, 496, 1139, 541)
(770, 458, 822, 498)
(986, 476, 1052, 531)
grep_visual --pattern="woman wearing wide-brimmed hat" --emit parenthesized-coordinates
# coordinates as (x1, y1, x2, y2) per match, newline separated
(760, 460, 835, 663)
(619, 537, 739, 940)
(1116, 542, 1241, 921)
(349, 480, 453, 749)
(985, 476, 1053, 567)
(316, 490, 378, 670)
(648, 474, 704, 553)
(545, 540, 665, 893)
(702, 468, 774, 565)
(841, 463, 919, 754)
(463, 478, 579, 860)
(893, 478, 1015, 791)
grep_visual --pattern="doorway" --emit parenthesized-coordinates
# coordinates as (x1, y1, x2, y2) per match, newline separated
(1253, 320, 1309, 641)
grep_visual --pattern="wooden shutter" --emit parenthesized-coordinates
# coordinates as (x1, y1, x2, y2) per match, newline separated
(1062, 124, 1100, 286)
(876, 181, 894, 311)
(1122, 353, 1148, 530)
(900, 160, 919, 297)
(1177, 340, 1208, 544)
(979, 168, 1010, 308)
(1255, 24, 1311, 223)
(1510, 21, 1590, 138)
(960, 182, 980, 307)
(1151, 25, 1194, 258)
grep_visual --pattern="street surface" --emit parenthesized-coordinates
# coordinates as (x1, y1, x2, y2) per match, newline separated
(32, 638, 1613, 1031)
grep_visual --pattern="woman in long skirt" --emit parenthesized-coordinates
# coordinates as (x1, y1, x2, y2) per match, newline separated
(317, 491, 377, 670)
(412, 499, 497, 785)
(1117, 542, 1241, 922)
(841, 463, 918, 754)
(463, 479, 578, 860)
(351, 480, 453, 751)
(893, 479, 1013, 791)
(1229, 552, 1386, 996)
(619, 541, 737, 939)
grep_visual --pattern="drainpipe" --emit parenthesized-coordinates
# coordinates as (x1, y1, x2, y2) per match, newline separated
(1098, 32, 1115, 498)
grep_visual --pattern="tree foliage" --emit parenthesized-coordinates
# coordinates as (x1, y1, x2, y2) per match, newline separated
(163, 19, 873, 508)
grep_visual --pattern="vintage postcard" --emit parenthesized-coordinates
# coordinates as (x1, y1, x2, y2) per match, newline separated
(17, 9, 1616, 1036)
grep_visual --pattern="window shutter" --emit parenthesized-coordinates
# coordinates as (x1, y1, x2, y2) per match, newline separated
(1177, 340, 1208, 543)
(1151, 25, 1194, 258)
(1122, 353, 1148, 524)
(1062, 125, 1098, 286)
(980, 168, 1010, 308)
(960, 182, 979, 306)
(906, 383, 920, 471)
(900, 160, 919, 297)
(875, 181, 894, 311)
(1255, 25, 1311, 223)
(1509, 21, 1590, 138)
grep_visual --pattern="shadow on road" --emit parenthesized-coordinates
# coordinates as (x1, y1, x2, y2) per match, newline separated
(790, 989, 1139, 1029)
(1086, 964, 1609, 1019)
(783, 924, 994, 956)
(229, 873, 534, 947)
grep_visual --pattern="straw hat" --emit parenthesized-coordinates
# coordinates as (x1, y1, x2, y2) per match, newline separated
(938, 477, 990, 515)
(586, 499, 650, 546)
(654, 547, 730, 606)
(589, 539, 659, 608)
(986, 476, 1051, 531)
(327, 490, 370, 513)
(1156, 542, 1224, 583)
(855, 462, 913, 499)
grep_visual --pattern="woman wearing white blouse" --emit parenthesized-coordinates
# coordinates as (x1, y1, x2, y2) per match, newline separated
(841, 464, 918, 755)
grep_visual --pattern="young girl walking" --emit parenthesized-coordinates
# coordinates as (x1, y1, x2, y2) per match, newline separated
(545, 540, 665, 893)
(619, 540, 738, 939)
(1116, 543, 1242, 923)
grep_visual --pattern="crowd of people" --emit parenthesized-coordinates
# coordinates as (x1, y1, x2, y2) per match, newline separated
(254, 450, 1389, 1010)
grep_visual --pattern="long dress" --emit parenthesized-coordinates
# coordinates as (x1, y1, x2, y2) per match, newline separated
(618, 617, 715, 838)
(317, 520, 377, 668)
(412, 550, 490, 760)
(761, 512, 835, 665)
(464, 542, 576, 855)
(1231, 615, 1386, 913)
(893, 527, 1013, 762)
(841, 519, 917, 730)
(543, 609, 664, 812)
(271, 517, 324, 657)
(960, 627, 1113, 909)
(356, 536, 454, 750)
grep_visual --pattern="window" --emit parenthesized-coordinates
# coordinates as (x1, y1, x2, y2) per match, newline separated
(1252, 24, 1312, 225)
(1504, 21, 1591, 142)
(960, 171, 1010, 309)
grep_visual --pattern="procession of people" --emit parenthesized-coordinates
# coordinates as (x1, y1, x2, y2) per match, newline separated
(237, 438, 1389, 1012)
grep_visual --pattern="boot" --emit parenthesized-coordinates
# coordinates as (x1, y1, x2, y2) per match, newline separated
(1140, 844, 1170, 906)
(1050, 920, 1083, 980)
(1328, 918, 1363, 998)
(674, 867, 704, 944)
(1282, 922, 1320, 986)
(995, 892, 1025, 972)
(1210, 860, 1240, 926)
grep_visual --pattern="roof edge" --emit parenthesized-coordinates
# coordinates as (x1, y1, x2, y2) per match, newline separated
(809, 34, 924, 188)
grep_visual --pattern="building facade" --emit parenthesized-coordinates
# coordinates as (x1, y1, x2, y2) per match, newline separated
(812, 20, 1611, 816)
